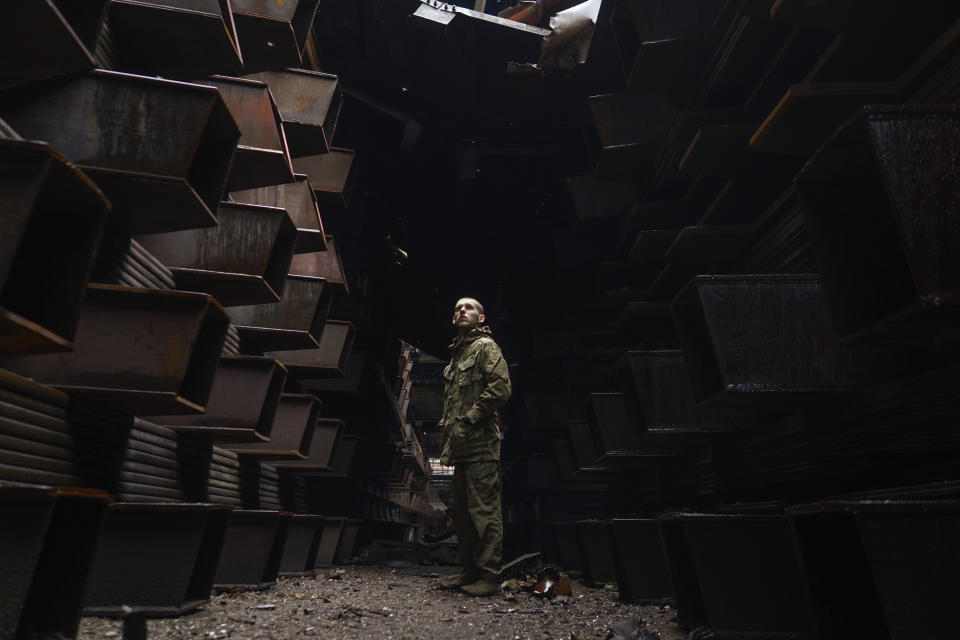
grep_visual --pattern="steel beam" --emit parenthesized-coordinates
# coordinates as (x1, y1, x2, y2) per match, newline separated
(797, 105, 960, 348)
(231, 174, 328, 253)
(200, 76, 295, 190)
(0, 284, 229, 415)
(107, 0, 243, 78)
(279, 514, 324, 576)
(0, 485, 57, 640)
(137, 202, 297, 306)
(84, 503, 233, 616)
(232, 0, 320, 70)
(293, 148, 357, 209)
(0, 0, 103, 89)
(0, 70, 240, 234)
(213, 509, 284, 591)
(0, 140, 109, 355)
(243, 69, 342, 157)
(151, 355, 288, 442)
(273, 418, 344, 470)
(231, 276, 332, 352)
(265, 321, 356, 379)
(226, 393, 322, 458)
(288, 238, 350, 293)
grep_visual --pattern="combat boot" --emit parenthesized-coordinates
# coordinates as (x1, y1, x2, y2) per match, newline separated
(460, 574, 501, 597)
(439, 570, 480, 589)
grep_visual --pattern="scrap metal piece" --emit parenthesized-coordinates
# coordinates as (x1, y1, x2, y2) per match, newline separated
(137, 202, 298, 306)
(243, 69, 342, 157)
(0, 284, 230, 415)
(0, 70, 240, 234)
(231, 174, 328, 253)
(232, 0, 320, 71)
(150, 355, 288, 443)
(0, 0, 103, 89)
(0, 139, 110, 355)
(108, 0, 243, 77)
(200, 76, 295, 190)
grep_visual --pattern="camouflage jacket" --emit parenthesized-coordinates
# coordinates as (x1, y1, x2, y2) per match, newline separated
(439, 326, 512, 464)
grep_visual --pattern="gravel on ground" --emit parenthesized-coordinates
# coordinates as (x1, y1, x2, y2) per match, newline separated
(77, 565, 685, 640)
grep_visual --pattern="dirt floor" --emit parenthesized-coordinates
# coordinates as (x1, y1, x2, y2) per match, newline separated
(77, 565, 686, 640)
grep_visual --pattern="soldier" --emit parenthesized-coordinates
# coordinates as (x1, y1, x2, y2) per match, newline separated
(437, 297, 512, 596)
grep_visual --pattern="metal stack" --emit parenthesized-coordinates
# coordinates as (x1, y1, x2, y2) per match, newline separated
(495, 2, 960, 638)
(0, 0, 420, 631)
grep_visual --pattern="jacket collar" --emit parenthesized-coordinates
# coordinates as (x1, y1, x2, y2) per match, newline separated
(449, 325, 492, 352)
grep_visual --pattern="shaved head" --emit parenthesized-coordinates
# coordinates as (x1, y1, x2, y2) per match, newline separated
(452, 297, 485, 334)
(456, 297, 484, 317)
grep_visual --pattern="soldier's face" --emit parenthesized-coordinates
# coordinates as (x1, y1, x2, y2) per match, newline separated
(452, 298, 485, 332)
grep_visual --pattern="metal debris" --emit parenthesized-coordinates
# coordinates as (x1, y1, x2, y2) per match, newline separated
(532, 567, 573, 598)
(606, 619, 660, 640)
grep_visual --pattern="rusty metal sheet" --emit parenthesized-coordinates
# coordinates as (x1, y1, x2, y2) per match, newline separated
(137, 202, 297, 306)
(0, 140, 110, 355)
(265, 320, 355, 378)
(0, 0, 101, 89)
(289, 238, 349, 293)
(201, 76, 295, 190)
(232, 0, 320, 70)
(108, 0, 243, 78)
(243, 69, 341, 157)
(227, 393, 321, 458)
(230, 174, 328, 253)
(0, 284, 230, 415)
(292, 148, 356, 209)
(231, 276, 332, 352)
(0, 70, 240, 234)
(273, 418, 343, 470)
(150, 355, 287, 443)
(83, 503, 223, 616)
(17, 488, 111, 640)
(213, 510, 282, 590)
(798, 105, 960, 347)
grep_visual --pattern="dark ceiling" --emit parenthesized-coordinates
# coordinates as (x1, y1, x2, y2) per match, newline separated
(309, 0, 625, 369)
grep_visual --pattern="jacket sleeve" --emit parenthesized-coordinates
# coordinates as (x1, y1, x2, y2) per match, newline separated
(463, 341, 512, 425)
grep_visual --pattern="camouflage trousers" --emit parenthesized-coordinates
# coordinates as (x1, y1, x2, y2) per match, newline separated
(452, 460, 503, 578)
